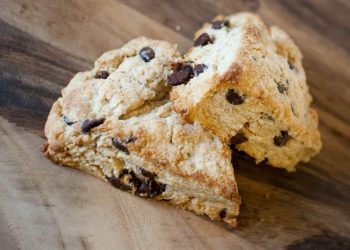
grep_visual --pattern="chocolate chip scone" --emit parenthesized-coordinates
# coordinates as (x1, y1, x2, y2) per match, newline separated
(44, 37, 241, 227)
(170, 13, 322, 171)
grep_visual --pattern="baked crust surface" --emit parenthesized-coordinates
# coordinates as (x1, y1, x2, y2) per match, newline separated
(170, 13, 322, 170)
(44, 37, 240, 227)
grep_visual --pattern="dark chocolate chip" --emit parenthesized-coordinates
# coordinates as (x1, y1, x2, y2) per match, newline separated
(230, 133, 248, 145)
(139, 47, 155, 62)
(288, 60, 295, 70)
(129, 171, 142, 189)
(194, 33, 212, 47)
(106, 176, 132, 191)
(273, 131, 290, 146)
(226, 89, 245, 105)
(193, 64, 207, 76)
(277, 84, 288, 94)
(81, 118, 105, 133)
(168, 63, 194, 86)
(112, 138, 130, 154)
(136, 178, 166, 198)
(118, 169, 130, 178)
(116, 169, 143, 190)
(95, 70, 109, 79)
(149, 179, 166, 197)
(258, 158, 269, 166)
(124, 136, 137, 143)
(63, 116, 75, 126)
(219, 208, 227, 219)
(136, 181, 151, 196)
(212, 20, 229, 29)
(161, 198, 172, 202)
(140, 167, 156, 178)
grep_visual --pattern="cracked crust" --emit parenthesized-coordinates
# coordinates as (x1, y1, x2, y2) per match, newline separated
(170, 13, 322, 171)
(44, 37, 240, 227)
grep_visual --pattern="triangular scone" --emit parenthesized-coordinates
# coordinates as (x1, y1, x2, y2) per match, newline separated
(44, 38, 240, 227)
(170, 13, 321, 171)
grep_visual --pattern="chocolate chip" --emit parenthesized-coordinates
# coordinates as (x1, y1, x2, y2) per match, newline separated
(230, 133, 248, 145)
(112, 138, 130, 154)
(194, 33, 212, 47)
(274, 131, 290, 146)
(106, 176, 132, 191)
(63, 116, 74, 126)
(219, 208, 227, 219)
(149, 179, 166, 197)
(95, 70, 109, 79)
(140, 167, 156, 178)
(118, 169, 130, 178)
(278, 84, 288, 94)
(161, 198, 172, 202)
(81, 118, 105, 133)
(139, 47, 155, 62)
(226, 89, 245, 105)
(168, 63, 194, 86)
(124, 136, 137, 143)
(129, 171, 142, 189)
(193, 64, 207, 76)
(136, 181, 151, 196)
(288, 60, 295, 70)
(212, 20, 229, 29)
(258, 158, 269, 166)
(136, 178, 166, 198)
(110, 169, 164, 198)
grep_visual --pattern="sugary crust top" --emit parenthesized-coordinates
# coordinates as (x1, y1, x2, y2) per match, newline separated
(170, 13, 321, 150)
(57, 37, 180, 123)
(44, 37, 240, 202)
(45, 100, 239, 201)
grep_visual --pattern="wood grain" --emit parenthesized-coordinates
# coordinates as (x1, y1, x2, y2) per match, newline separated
(0, 117, 256, 250)
(0, 0, 349, 249)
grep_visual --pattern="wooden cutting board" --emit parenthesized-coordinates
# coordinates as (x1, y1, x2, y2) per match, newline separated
(1, 0, 350, 249)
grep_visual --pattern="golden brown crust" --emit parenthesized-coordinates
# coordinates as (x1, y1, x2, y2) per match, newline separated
(170, 12, 321, 170)
(44, 37, 240, 227)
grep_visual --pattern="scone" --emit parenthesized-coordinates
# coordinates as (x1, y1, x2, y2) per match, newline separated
(43, 37, 241, 227)
(170, 13, 322, 171)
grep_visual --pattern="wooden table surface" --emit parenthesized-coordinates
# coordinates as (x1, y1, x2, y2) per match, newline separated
(1, 0, 350, 249)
